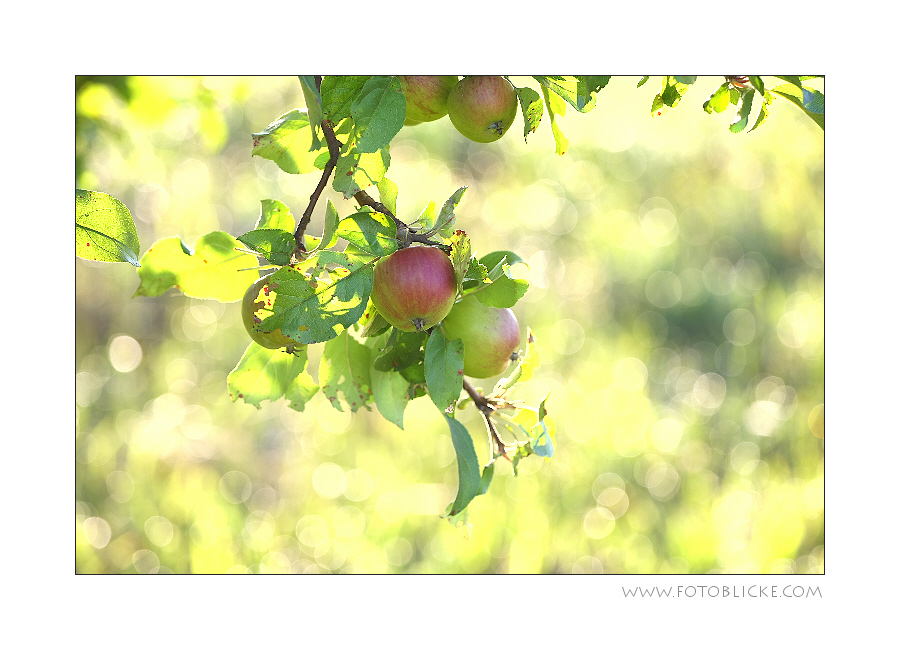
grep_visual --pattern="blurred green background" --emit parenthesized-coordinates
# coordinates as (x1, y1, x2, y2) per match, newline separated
(75, 76, 824, 574)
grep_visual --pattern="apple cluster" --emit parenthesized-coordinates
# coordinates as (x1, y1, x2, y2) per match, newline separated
(400, 75, 519, 144)
(240, 245, 522, 379)
(369, 245, 521, 378)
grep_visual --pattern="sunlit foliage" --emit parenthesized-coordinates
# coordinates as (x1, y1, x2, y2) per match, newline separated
(76, 76, 824, 574)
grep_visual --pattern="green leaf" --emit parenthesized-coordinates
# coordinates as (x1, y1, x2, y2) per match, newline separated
(478, 462, 495, 496)
(509, 443, 532, 477)
(376, 177, 399, 217)
(251, 109, 329, 175)
(237, 229, 295, 266)
(255, 199, 295, 231)
(748, 75, 765, 95)
(533, 76, 597, 112)
(432, 186, 467, 239)
(463, 258, 489, 284)
(651, 76, 692, 117)
(749, 89, 774, 132)
(259, 250, 375, 344)
(479, 250, 527, 272)
(449, 230, 472, 289)
(371, 364, 411, 429)
(400, 361, 426, 387)
(411, 200, 438, 232)
(373, 330, 427, 372)
(134, 232, 259, 302)
(335, 210, 398, 257)
(673, 76, 697, 85)
(476, 276, 528, 308)
(239, 199, 296, 264)
(443, 414, 481, 517)
(228, 343, 318, 411)
(351, 76, 406, 154)
(703, 82, 732, 114)
(578, 76, 611, 95)
(424, 330, 464, 412)
(771, 82, 824, 130)
(358, 296, 392, 338)
(515, 86, 543, 139)
(332, 139, 391, 199)
(342, 242, 377, 264)
(773, 75, 811, 90)
(470, 260, 529, 308)
(729, 88, 755, 133)
(76, 190, 141, 266)
(636, 76, 650, 88)
(541, 85, 569, 155)
(311, 199, 341, 252)
(298, 76, 324, 150)
(319, 330, 373, 412)
(321, 75, 371, 124)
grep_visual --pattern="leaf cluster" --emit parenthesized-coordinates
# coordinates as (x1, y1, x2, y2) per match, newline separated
(130, 171, 545, 521)
(75, 73, 823, 525)
(640, 75, 824, 133)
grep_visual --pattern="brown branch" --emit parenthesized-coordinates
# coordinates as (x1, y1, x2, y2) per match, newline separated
(292, 76, 443, 259)
(353, 189, 446, 250)
(294, 76, 342, 259)
(353, 190, 397, 222)
(463, 378, 491, 410)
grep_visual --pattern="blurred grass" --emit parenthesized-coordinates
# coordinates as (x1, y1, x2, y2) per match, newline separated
(75, 76, 824, 574)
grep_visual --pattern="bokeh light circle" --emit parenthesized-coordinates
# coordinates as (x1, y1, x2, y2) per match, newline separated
(108, 335, 142, 373)
(583, 507, 616, 539)
(83, 517, 112, 549)
(219, 471, 252, 504)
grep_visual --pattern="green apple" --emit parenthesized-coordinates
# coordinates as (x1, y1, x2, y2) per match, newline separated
(400, 76, 459, 123)
(241, 275, 300, 349)
(441, 294, 520, 378)
(447, 75, 518, 143)
(370, 246, 458, 332)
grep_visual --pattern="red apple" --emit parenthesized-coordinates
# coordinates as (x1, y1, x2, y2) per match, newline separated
(241, 275, 300, 349)
(371, 246, 458, 332)
(441, 294, 520, 377)
(447, 75, 518, 143)
(400, 76, 459, 123)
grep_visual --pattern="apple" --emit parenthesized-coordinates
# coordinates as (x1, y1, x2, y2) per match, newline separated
(441, 294, 520, 378)
(241, 275, 299, 349)
(400, 76, 459, 123)
(447, 75, 518, 143)
(370, 246, 458, 332)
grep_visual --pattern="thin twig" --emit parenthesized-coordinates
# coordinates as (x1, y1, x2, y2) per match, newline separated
(353, 190, 446, 249)
(462, 378, 491, 410)
(463, 378, 511, 458)
(353, 190, 398, 222)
